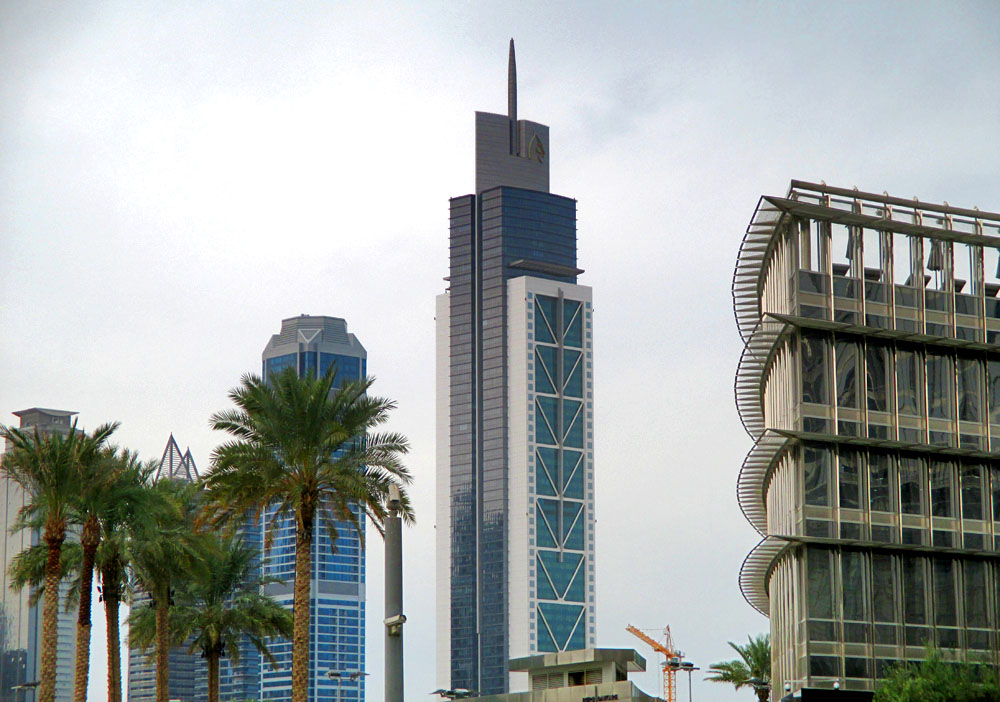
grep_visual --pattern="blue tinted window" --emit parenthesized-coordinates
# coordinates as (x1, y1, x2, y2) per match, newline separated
(536, 448, 558, 496)
(562, 450, 584, 498)
(563, 350, 582, 396)
(563, 400, 583, 447)
(535, 397, 558, 445)
(265, 353, 297, 379)
(534, 346, 557, 394)
(536, 501, 558, 548)
(563, 301, 582, 347)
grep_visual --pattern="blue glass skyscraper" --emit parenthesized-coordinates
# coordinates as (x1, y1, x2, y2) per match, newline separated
(219, 315, 367, 702)
(436, 42, 597, 695)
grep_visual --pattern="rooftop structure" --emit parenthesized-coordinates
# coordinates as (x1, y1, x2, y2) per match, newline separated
(733, 180, 1000, 698)
(453, 648, 661, 702)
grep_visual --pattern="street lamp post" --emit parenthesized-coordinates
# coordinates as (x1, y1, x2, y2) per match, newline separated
(679, 662, 700, 702)
(326, 670, 368, 702)
(384, 483, 406, 702)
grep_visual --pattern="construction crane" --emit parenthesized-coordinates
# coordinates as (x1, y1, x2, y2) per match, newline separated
(626, 624, 685, 702)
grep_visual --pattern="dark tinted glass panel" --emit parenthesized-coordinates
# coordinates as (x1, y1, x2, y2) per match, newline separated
(839, 450, 860, 508)
(866, 344, 889, 411)
(810, 656, 839, 677)
(871, 525, 895, 543)
(930, 463, 954, 517)
(809, 620, 836, 642)
(869, 453, 893, 512)
(899, 457, 925, 515)
(842, 551, 866, 621)
(964, 560, 988, 628)
(958, 357, 983, 422)
(804, 447, 831, 506)
(836, 340, 859, 408)
(807, 547, 833, 618)
(799, 270, 828, 294)
(840, 522, 861, 539)
(802, 334, 830, 404)
(961, 465, 984, 521)
(897, 349, 924, 416)
(845, 657, 871, 678)
(902, 556, 926, 624)
(927, 353, 955, 420)
(933, 559, 956, 627)
(989, 360, 1000, 425)
(871, 554, 896, 623)
(993, 468, 1000, 521)
(563, 300, 582, 348)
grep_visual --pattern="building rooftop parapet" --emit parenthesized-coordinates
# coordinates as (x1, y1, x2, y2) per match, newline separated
(509, 647, 646, 674)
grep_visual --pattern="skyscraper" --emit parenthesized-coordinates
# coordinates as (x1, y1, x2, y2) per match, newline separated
(127, 434, 201, 702)
(436, 42, 597, 695)
(734, 180, 1000, 697)
(1, 409, 79, 702)
(230, 315, 368, 702)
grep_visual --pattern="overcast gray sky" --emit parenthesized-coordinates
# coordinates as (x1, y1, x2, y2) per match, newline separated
(2, 2, 999, 700)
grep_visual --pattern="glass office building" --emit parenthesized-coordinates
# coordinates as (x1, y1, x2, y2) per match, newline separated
(436, 42, 596, 696)
(230, 315, 368, 702)
(733, 181, 1000, 697)
(1, 409, 78, 702)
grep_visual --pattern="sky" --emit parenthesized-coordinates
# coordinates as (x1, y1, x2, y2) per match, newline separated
(2, 1, 999, 701)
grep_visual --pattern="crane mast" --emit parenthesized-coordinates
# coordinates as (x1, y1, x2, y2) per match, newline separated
(626, 624, 684, 702)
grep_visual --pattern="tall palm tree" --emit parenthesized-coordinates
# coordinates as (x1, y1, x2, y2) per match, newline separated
(706, 634, 771, 702)
(71, 445, 152, 702)
(204, 366, 412, 702)
(94, 449, 159, 702)
(128, 477, 208, 702)
(130, 535, 292, 702)
(0, 420, 117, 702)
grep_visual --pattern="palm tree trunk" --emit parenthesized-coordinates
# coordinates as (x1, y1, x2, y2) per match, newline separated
(207, 649, 220, 702)
(40, 523, 66, 702)
(155, 595, 170, 702)
(73, 517, 100, 702)
(291, 506, 314, 702)
(102, 563, 123, 702)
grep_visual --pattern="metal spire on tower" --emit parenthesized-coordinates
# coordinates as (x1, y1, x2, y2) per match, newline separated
(507, 38, 517, 123)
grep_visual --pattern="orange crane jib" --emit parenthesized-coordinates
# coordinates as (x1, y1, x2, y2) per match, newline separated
(626, 624, 683, 702)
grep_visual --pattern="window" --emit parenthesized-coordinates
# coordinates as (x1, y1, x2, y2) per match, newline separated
(804, 447, 831, 507)
(842, 551, 866, 622)
(933, 559, 956, 627)
(927, 353, 955, 420)
(899, 457, 925, 515)
(930, 463, 954, 518)
(957, 357, 983, 423)
(807, 547, 833, 619)
(897, 349, 924, 416)
(866, 344, 890, 411)
(961, 466, 984, 521)
(902, 556, 926, 625)
(801, 333, 830, 404)
(989, 360, 1000, 425)
(836, 340, 859, 408)
(839, 451, 860, 509)
(964, 560, 988, 629)
(869, 453, 893, 512)
(871, 554, 896, 623)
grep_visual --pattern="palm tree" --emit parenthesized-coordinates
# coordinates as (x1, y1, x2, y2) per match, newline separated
(0, 420, 117, 702)
(71, 445, 152, 702)
(130, 535, 292, 702)
(706, 634, 771, 702)
(128, 477, 208, 702)
(94, 449, 159, 702)
(204, 366, 412, 702)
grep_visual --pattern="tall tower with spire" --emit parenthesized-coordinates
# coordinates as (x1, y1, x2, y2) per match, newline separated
(436, 42, 597, 695)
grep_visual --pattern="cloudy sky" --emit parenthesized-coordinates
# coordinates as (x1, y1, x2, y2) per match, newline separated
(2, 2, 999, 700)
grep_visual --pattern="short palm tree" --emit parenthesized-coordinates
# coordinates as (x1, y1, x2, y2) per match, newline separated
(0, 420, 117, 702)
(128, 477, 209, 702)
(706, 634, 771, 702)
(95, 449, 159, 702)
(204, 366, 412, 702)
(130, 535, 292, 702)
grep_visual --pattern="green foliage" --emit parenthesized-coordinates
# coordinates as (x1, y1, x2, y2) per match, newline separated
(128, 534, 291, 665)
(204, 365, 413, 548)
(874, 648, 1000, 702)
(706, 634, 771, 700)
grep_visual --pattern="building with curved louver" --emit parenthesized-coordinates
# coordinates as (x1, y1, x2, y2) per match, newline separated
(733, 180, 1000, 698)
